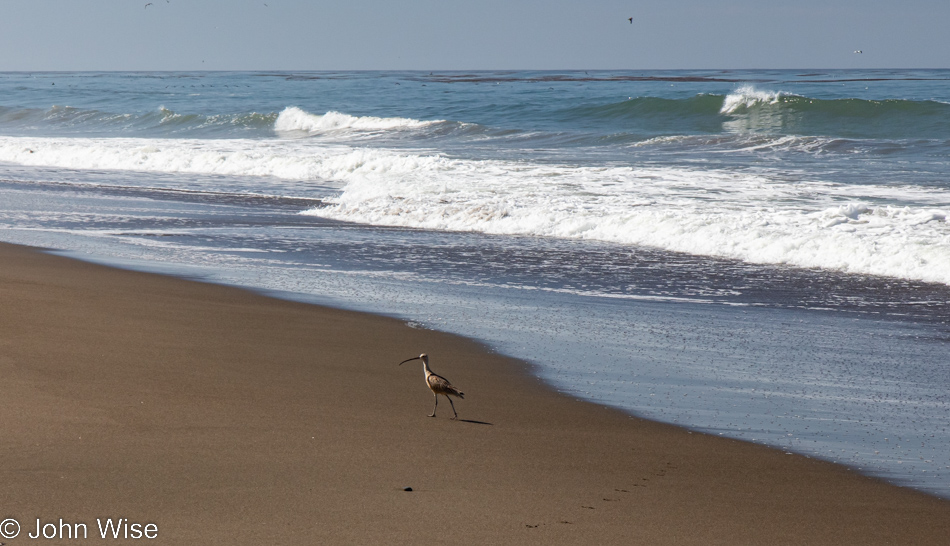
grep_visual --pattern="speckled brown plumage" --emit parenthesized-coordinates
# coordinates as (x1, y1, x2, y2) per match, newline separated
(399, 353, 464, 419)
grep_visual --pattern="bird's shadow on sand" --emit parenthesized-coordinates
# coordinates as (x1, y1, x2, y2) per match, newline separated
(458, 419, 493, 425)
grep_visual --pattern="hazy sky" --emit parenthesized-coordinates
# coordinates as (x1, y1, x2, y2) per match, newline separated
(1, 0, 948, 71)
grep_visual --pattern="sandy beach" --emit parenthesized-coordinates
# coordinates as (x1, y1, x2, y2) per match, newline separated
(1, 240, 949, 544)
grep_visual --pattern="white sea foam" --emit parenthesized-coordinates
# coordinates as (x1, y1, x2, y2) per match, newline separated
(720, 86, 789, 114)
(2, 134, 950, 285)
(632, 133, 843, 154)
(300, 155, 950, 286)
(274, 106, 439, 134)
(0, 135, 447, 182)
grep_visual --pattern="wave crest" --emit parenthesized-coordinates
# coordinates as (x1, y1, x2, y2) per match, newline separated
(273, 107, 441, 134)
(720, 86, 788, 114)
(0, 105, 278, 137)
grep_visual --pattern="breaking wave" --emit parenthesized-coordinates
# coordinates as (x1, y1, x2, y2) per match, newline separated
(561, 87, 950, 139)
(2, 132, 949, 285)
(299, 154, 950, 286)
(273, 107, 444, 135)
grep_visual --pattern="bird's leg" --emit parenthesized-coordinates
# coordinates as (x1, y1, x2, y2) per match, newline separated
(448, 397, 458, 420)
(429, 394, 438, 417)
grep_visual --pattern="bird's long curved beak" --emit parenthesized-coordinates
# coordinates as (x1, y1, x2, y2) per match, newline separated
(398, 356, 420, 366)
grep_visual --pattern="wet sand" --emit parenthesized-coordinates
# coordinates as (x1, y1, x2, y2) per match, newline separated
(1, 241, 948, 544)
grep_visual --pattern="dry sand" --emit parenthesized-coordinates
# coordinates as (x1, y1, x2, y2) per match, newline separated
(1, 241, 948, 544)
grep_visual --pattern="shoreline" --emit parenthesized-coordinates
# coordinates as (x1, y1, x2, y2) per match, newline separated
(43, 241, 950, 499)
(2, 240, 949, 544)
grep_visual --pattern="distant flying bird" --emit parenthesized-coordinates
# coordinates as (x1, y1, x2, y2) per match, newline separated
(399, 353, 465, 419)
(854, 50, 863, 54)
(628, 17, 633, 24)
(144, 2, 152, 8)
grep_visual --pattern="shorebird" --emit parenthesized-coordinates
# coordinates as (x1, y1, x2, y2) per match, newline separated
(399, 353, 464, 419)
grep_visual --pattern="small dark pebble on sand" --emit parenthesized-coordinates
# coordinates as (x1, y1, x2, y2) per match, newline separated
(403, 487, 413, 492)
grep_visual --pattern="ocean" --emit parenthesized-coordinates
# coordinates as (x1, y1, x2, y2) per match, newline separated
(1, 70, 948, 497)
